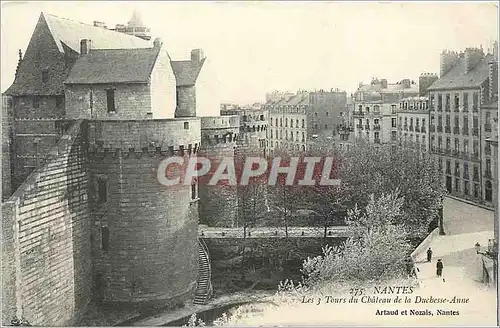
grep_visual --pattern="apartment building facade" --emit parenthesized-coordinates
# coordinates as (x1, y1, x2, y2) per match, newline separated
(396, 96, 430, 150)
(264, 93, 308, 153)
(353, 78, 419, 144)
(428, 46, 498, 207)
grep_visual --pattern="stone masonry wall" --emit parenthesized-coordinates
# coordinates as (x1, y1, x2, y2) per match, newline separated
(87, 119, 201, 303)
(65, 84, 152, 120)
(1, 120, 92, 326)
(199, 116, 239, 227)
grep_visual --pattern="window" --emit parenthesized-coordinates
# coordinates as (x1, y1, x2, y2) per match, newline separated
(302, 119, 305, 128)
(374, 119, 379, 125)
(455, 178, 460, 192)
(97, 178, 107, 204)
(437, 94, 443, 111)
(285, 118, 288, 127)
(101, 226, 109, 252)
(446, 160, 451, 174)
(454, 139, 459, 151)
(314, 112, 318, 117)
(33, 95, 40, 109)
(42, 69, 48, 83)
(463, 163, 469, 179)
(472, 92, 479, 111)
(324, 124, 328, 129)
(296, 119, 299, 128)
(106, 89, 116, 113)
(454, 93, 459, 110)
(392, 118, 397, 128)
(464, 181, 470, 195)
(184, 122, 189, 129)
(191, 180, 198, 200)
(485, 181, 493, 202)
(463, 92, 469, 111)
(56, 96, 63, 109)
(325, 112, 329, 116)
(463, 140, 469, 153)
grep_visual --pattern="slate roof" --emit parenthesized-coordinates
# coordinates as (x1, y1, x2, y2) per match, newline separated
(428, 55, 494, 91)
(44, 13, 151, 53)
(65, 48, 160, 84)
(171, 59, 206, 87)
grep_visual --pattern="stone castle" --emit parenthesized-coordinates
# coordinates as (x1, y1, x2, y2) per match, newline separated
(1, 11, 267, 326)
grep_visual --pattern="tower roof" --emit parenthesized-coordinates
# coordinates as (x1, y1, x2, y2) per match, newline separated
(128, 9, 145, 28)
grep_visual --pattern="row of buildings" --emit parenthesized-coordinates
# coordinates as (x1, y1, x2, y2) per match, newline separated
(337, 45, 498, 209)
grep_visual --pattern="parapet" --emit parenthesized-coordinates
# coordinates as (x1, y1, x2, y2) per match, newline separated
(87, 118, 201, 155)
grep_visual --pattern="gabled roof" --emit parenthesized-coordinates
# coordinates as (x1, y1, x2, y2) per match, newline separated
(171, 59, 205, 87)
(428, 55, 493, 91)
(44, 12, 151, 53)
(65, 47, 160, 84)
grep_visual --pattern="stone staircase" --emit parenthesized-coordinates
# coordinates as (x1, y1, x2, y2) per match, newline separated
(193, 238, 213, 305)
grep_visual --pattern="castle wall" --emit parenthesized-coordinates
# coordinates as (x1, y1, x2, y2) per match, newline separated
(1, 120, 92, 326)
(199, 116, 239, 227)
(150, 45, 177, 118)
(87, 118, 200, 303)
(65, 83, 152, 119)
(239, 109, 268, 156)
(3, 94, 13, 199)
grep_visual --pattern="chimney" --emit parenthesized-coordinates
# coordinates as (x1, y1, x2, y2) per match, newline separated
(464, 47, 484, 73)
(153, 37, 163, 48)
(401, 79, 411, 89)
(80, 39, 92, 55)
(380, 79, 388, 89)
(489, 60, 498, 100)
(93, 21, 107, 28)
(419, 73, 438, 96)
(191, 49, 205, 64)
(440, 50, 459, 77)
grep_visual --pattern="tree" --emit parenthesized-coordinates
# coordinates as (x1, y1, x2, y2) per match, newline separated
(301, 192, 412, 286)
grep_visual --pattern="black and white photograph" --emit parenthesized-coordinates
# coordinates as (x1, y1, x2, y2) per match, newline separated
(1, 1, 499, 326)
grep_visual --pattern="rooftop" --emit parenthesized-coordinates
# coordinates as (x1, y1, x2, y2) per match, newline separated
(171, 59, 206, 87)
(65, 47, 160, 84)
(428, 54, 494, 91)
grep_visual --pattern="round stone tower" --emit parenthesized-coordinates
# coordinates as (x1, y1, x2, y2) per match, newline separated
(199, 116, 239, 227)
(87, 118, 201, 304)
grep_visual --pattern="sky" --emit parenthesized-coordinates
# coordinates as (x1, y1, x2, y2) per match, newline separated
(1, 1, 498, 104)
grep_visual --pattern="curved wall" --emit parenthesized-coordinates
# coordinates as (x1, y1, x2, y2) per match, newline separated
(87, 118, 201, 303)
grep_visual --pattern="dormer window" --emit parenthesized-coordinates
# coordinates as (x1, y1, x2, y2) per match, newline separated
(42, 69, 48, 83)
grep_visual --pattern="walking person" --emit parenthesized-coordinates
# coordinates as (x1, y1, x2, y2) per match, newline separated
(427, 247, 433, 262)
(436, 259, 443, 277)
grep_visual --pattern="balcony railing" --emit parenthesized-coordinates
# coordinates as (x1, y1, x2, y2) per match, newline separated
(460, 151, 470, 160)
(445, 126, 451, 133)
(472, 127, 478, 136)
(485, 124, 492, 132)
(430, 125, 436, 132)
(453, 127, 460, 134)
(373, 124, 381, 130)
(452, 149, 460, 156)
(354, 111, 364, 116)
(462, 128, 469, 135)
(437, 125, 443, 132)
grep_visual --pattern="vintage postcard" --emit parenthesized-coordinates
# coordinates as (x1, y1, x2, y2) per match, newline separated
(1, 1, 498, 326)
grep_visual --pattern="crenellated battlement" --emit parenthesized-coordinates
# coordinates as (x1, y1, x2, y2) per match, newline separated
(200, 116, 239, 147)
(88, 118, 201, 153)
